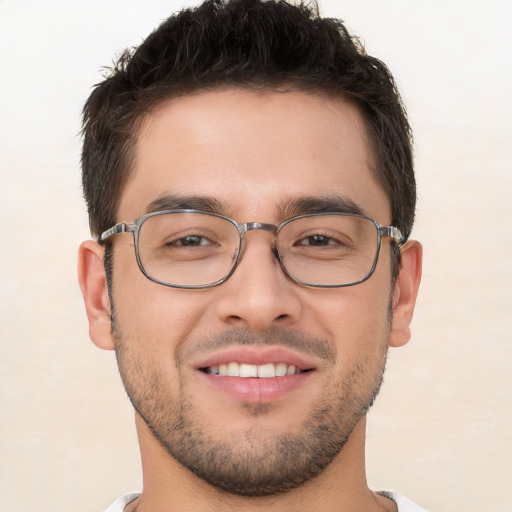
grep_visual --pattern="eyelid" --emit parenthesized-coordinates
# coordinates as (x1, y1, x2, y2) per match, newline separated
(296, 234, 339, 245)
(288, 224, 354, 242)
(166, 235, 213, 246)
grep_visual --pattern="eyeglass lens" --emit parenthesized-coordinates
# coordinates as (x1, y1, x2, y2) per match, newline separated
(136, 212, 379, 287)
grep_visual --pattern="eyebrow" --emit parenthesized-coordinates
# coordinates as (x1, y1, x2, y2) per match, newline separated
(146, 194, 226, 215)
(277, 195, 365, 218)
(145, 193, 365, 220)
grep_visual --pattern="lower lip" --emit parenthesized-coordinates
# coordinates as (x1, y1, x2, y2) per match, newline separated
(200, 371, 313, 403)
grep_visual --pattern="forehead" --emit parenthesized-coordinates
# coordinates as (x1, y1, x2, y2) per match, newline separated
(118, 89, 390, 223)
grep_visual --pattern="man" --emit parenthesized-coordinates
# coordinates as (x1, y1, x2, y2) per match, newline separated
(78, 0, 423, 510)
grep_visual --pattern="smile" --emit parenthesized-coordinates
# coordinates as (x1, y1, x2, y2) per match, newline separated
(203, 362, 306, 377)
(195, 346, 318, 402)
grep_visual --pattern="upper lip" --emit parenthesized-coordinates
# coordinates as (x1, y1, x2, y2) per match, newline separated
(195, 346, 317, 372)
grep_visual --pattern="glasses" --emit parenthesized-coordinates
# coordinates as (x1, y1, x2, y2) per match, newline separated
(100, 209, 404, 289)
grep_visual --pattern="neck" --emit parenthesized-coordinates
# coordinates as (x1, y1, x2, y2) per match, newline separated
(128, 414, 396, 512)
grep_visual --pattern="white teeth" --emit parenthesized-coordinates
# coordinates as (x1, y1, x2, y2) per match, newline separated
(286, 365, 296, 376)
(275, 363, 287, 377)
(227, 362, 239, 377)
(211, 362, 302, 377)
(257, 363, 275, 378)
(239, 363, 258, 378)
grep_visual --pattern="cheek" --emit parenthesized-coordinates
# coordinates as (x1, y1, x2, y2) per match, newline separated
(303, 273, 393, 356)
(112, 247, 215, 355)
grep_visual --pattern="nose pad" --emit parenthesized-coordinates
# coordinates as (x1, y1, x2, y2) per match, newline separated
(233, 236, 282, 275)
(271, 245, 281, 263)
(232, 223, 281, 273)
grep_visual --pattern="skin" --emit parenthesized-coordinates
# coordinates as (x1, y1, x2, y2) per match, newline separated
(78, 89, 422, 511)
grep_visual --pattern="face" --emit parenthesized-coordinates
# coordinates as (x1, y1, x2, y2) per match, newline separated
(109, 89, 396, 495)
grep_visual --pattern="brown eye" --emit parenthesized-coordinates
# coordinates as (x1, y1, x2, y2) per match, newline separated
(301, 235, 334, 246)
(169, 235, 212, 247)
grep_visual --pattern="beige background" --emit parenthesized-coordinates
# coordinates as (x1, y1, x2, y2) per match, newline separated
(0, 1, 511, 510)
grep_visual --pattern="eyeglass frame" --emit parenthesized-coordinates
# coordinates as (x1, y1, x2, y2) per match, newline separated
(99, 209, 405, 289)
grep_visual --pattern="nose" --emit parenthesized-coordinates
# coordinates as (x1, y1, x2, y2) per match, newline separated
(214, 231, 302, 331)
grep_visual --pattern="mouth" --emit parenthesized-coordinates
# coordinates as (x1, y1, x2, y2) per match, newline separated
(195, 346, 317, 403)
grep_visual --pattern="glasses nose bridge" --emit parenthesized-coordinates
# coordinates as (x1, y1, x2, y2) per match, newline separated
(237, 221, 280, 261)
(238, 221, 277, 236)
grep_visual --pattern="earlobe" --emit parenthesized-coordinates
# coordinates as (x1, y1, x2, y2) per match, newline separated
(78, 240, 115, 350)
(389, 241, 423, 348)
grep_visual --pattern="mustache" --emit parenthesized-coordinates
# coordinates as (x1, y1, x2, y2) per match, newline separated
(177, 327, 336, 364)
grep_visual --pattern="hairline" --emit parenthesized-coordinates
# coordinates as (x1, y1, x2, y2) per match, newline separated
(105, 83, 391, 236)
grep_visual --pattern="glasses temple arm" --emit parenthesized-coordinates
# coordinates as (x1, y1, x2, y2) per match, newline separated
(380, 226, 407, 246)
(100, 223, 135, 242)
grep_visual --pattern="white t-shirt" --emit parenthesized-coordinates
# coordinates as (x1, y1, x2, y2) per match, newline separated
(104, 491, 428, 511)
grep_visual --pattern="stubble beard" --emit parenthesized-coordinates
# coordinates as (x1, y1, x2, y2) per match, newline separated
(112, 318, 389, 497)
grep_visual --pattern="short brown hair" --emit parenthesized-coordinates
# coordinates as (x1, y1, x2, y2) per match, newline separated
(82, 0, 415, 256)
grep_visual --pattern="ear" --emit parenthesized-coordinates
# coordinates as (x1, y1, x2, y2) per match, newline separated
(78, 240, 114, 350)
(389, 240, 423, 348)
